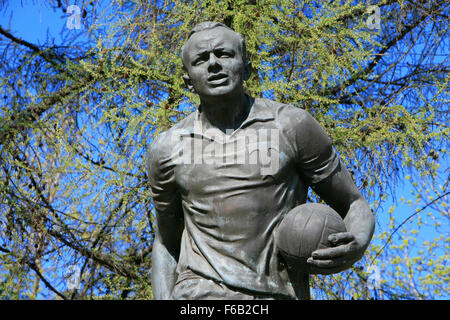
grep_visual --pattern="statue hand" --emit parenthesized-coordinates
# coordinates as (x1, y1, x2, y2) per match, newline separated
(306, 232, 365, 275)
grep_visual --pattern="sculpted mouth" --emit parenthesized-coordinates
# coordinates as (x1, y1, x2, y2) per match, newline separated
(207, 73, 228, 82)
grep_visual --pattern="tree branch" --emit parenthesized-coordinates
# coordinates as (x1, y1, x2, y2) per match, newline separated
(371, 191, 450, 264)
(326, 13, 430, 98)
(28, 260, 68, 300)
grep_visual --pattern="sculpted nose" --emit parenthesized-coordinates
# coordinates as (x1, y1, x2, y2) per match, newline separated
(207, 53, 221, 72)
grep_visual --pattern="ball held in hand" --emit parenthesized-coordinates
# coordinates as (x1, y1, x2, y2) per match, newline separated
(276, 203, 347, 273)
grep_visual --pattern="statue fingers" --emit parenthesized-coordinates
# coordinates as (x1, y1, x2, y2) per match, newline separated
(328, 232, 355, 246)
(306, 257, 348, 274)
(311, 245, 347, 260)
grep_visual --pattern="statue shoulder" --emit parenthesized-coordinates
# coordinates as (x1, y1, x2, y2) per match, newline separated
(258, 98, 313, 130)
(148, 112, 197, 160)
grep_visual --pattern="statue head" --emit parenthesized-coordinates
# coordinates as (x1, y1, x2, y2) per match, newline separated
(181, 21, 252, 99)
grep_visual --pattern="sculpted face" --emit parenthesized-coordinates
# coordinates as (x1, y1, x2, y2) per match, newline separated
(182, 27, 251, 99)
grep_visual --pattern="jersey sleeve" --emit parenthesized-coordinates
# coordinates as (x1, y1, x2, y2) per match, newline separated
(147, 131, 181, 214)
(291, 109, 340, 186)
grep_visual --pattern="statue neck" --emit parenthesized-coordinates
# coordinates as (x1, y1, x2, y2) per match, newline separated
(199, 92, 250, 133)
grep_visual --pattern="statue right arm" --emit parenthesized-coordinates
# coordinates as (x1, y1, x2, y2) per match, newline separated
(147, 132, 184, 299)
(152, 207, 184, 299)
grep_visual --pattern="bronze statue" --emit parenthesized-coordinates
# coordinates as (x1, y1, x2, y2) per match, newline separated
(148, 21, 375, 300)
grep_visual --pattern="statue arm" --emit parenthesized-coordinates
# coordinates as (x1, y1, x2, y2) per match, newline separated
(152, 206, 184, 299)
(292, 109, 375, 273)
(306, 163, 375, 273)
(312, 162, 375, 259)
(147, 133, 184, 299)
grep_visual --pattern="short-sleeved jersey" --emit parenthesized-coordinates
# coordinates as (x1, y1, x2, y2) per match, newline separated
(147, 97, 340, 299)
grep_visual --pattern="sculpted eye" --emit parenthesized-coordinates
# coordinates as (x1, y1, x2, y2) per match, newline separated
(218, 51, 233, 58)
(193, 52, 209, 66)
(193, 59, 205, 66)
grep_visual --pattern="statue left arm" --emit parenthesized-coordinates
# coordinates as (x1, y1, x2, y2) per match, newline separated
(307, 161, 375, 274)
(289, 108, 375, 274)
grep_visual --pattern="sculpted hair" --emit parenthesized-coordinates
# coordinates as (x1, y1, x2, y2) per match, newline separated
(181, 21, 248, 69)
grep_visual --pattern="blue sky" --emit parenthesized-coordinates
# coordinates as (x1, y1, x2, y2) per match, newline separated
(1, 1, 67, 44)
(1, 1, 447, 298)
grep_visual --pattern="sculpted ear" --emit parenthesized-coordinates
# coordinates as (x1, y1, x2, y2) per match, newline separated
(243, 61, 252, 81)
(182, 74, 196, 93)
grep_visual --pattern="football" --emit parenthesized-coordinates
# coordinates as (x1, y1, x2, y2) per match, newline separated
(276, 203, 347, 274)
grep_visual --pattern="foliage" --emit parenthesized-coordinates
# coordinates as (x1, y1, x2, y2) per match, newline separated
(0, 0, 448, 299)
